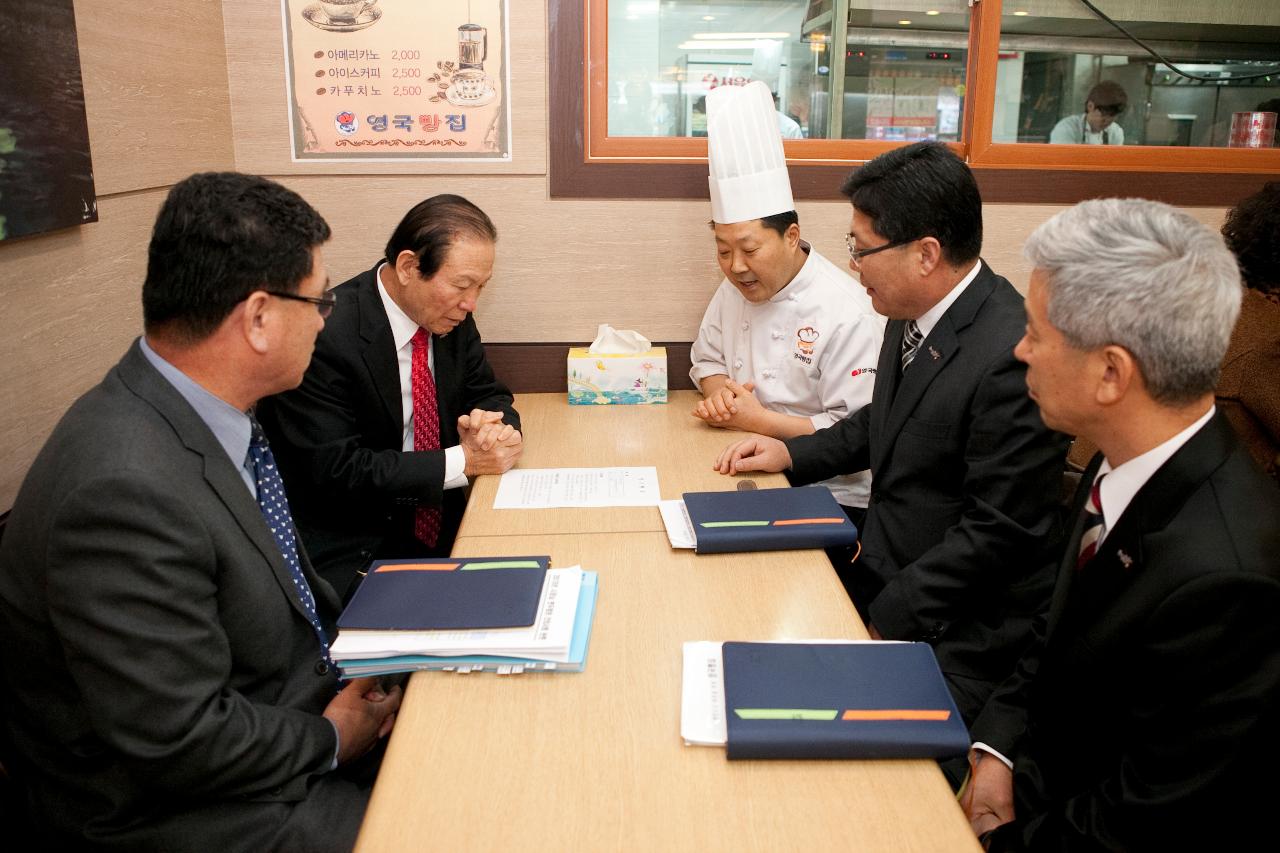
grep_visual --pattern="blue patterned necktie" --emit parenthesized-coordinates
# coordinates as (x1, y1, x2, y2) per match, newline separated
(247, 416, 334, 669)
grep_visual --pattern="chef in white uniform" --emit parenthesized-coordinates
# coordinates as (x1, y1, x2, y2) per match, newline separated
(689, 81, 885, 516)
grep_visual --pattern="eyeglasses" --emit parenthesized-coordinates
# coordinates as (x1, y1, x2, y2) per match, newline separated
(845, 234, 910, 269)
(266, 290, 336, 318)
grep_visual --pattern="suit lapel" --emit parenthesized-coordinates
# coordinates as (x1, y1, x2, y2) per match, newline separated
(1047, 413, 1236, 640)
(871, 265, 996, 473)
(1044, 453, 1103, 642)
(116, 342, 325, 627)
(355, 265, 406, 437)
(868, 320, 904, 474)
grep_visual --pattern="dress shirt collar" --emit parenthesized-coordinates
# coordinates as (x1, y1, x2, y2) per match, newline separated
(375, 262, 423, 351)
(138, 336, 252, 479)
(914, 260, 982, 339)
(1093, 405, 1216, 539)
(766, 241, 817, 304)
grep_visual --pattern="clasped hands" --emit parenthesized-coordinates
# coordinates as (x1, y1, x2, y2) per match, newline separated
(692, 378, 769, 433)
(458, 408, 522, 476)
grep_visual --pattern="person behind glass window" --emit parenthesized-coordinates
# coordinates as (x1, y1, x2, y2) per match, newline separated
(1049, 81, 1127, 145)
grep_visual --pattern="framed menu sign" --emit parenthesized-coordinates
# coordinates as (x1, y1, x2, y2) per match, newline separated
(280, 0, 511, 161)
(0, 0, 97, 242)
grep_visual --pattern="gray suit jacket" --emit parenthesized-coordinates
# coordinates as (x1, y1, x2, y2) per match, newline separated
(0, 341, 342, 851)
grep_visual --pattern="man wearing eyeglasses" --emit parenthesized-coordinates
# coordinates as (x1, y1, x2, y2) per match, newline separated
(715, 143, 1069, 746)
(1049, 81, 1127, 145)
(258, 194, 521, 600)
(0, 172, 401, 850)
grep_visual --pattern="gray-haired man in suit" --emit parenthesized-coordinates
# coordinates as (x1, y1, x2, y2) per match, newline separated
(963, 198, 1280, 850)
(0, 172, 401, 851)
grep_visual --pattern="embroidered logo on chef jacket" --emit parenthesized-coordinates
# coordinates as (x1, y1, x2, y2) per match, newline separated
(794, 326, 819, 363)
(850, 368, 878, 377)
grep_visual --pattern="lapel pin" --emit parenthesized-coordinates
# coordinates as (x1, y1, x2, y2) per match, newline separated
(1116, 549, 1133, 569)
(928, 346, 941, 361)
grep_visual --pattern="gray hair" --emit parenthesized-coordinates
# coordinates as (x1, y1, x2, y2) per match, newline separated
(1024, 198, 1242, 405)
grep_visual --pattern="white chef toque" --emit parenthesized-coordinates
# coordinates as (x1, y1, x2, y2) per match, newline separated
(707, 80, 795, 225)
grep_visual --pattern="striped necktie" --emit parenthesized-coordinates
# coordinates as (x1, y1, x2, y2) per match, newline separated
(1076, 474, 1107, 568)
(901, 320, 924, 370)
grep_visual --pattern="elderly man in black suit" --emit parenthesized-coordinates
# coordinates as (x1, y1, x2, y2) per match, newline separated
(715, 142, 1069, 731)
(963, 198, 1280, 850)
(259, 195, 522, 599)
(0, 172, 402, 851)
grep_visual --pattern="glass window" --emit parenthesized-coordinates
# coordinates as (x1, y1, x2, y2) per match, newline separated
(606, 1, 972, 142)
(994, 2, 1280, 147)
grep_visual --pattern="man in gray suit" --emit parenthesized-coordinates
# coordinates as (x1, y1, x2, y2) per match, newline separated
(0, 172, 401, 851)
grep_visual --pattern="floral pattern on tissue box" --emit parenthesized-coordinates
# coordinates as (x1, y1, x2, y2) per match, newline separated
(567, 347, 667, 405)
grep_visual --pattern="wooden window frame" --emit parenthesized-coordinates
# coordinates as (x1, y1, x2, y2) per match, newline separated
(549, 0, 1280, 205)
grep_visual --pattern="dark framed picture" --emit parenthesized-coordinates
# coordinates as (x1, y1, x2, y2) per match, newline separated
(0, 0, 98, 243)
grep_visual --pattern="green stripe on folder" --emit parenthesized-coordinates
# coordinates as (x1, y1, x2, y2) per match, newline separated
(700, 521, 770, 528)
(458, 560, 545, 570)
(734, 708, 839, 720)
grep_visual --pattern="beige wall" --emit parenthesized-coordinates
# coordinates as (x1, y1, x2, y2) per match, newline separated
(0, 0, 1230, 510)
(0, 0, 234, 507)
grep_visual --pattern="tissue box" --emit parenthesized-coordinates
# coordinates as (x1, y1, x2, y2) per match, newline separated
(567, 347, 668, 405)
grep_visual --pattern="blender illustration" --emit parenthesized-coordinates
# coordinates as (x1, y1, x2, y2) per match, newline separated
(446, 22, 496, 107)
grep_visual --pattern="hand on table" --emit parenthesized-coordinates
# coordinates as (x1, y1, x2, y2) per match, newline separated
(692, 380, 768, 433)
(457, 409, 509, 450)
(462, 424, 522, 476)
(323, 676, 403, 765)
(713, 434, 792, 475)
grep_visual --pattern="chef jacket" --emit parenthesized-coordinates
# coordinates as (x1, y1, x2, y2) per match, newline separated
(690, 244, 885, 507)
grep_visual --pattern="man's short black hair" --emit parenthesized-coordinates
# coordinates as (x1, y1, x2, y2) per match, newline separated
(142, 172, 331, 341)
(840, 141, 982, 266)
(706, 210, 799, 236)
(384, 194, 497, 280)
(759, 210, 799, 237)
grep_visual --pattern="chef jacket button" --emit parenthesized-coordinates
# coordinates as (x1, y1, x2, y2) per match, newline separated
(772, 331, 784, 340)
(314, 660, 330, 676)
(733, 359, 743, 369)
(741, 321, 750, 330)
(788, 294, 797, 301)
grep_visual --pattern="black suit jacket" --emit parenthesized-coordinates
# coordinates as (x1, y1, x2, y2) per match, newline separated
(973, 414, 1280, 851)
(257, 262, 519, 594)
(786, 264, 1069, 714)
(0, 342, 342, 850)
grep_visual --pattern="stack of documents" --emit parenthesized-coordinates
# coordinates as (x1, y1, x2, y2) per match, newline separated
(662, 486, 860, 553)
(331, 557, 599, 676)
(681, 640, 969, 759)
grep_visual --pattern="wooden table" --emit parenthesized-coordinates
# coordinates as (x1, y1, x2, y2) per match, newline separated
(355, 393, 980, 852)
(458, 391, 783, 537)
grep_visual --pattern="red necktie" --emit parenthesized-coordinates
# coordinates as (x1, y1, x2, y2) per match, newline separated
(411, 328, 441, 547)
(1076, 475, 1106, 569)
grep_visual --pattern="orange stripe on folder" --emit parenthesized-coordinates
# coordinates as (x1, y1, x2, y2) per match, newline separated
(374, 563, 460, 572)
(772, 518, 846, 526)
(841, 709, 952, 721)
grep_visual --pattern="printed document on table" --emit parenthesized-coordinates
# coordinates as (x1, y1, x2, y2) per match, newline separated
(493, 467, 661, 509)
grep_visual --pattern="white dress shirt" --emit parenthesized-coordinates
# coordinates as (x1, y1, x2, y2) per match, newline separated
(375, 264, 467, 490)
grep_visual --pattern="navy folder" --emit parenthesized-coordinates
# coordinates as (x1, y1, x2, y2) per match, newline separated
(337, 556, 549, 631)
(682, 486, 859, 553)
(722, 642, 970, 760)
